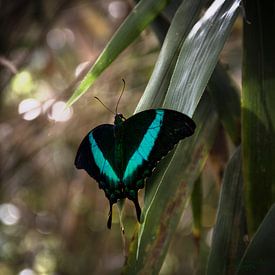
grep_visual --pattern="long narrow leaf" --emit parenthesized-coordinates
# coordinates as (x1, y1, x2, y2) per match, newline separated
(208, 63, 241, 145)
(66, 0, 171, 106)
(136, 0, 206, 111)
(125, 0, 241, 273)
(242, 0, 275, 234)
(142, 0, 241, 201)
(237, 204, 275, 275)
(206, 147, 247, 275)
(125, 93, 219, 274)
(164, 0, 241, 116)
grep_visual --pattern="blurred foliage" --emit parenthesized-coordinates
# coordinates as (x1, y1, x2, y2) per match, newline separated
(0, 1, 158, 274)
(1, 0, 274, 275)
(242, 0, 275, 235)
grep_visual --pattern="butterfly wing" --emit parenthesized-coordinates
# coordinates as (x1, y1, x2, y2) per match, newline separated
(75, 124, 124, 228)
(117, 108, 195, 221)
(121, 109, 196, 187)
(75, 124, 121, 200)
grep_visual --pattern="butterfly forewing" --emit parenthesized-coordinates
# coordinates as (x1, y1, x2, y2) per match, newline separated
(121, 109, 195, 186)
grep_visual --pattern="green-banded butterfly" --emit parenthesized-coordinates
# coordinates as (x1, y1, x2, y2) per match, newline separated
(75, 108, 195, 228)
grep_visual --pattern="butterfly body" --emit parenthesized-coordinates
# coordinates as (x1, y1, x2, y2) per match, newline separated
(75, 109, 195, 228)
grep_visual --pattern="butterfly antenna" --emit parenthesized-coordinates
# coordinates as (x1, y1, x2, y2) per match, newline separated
(115, 79, 126, 114)
(94, 97, 115, 115)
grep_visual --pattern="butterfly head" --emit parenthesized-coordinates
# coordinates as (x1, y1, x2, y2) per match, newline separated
(114, 113, 126, 126)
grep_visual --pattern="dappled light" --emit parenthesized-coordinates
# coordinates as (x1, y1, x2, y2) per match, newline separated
(19, 269, 36, 275)
(18, 98, 42, 120)
(74, 61, 89, 77)
(0, 203, 21, 226)
(11, 71, 34, 96)
(47, 101, 73, 122)
(46, 28, 75, 50)
(108, 1, 128, 19)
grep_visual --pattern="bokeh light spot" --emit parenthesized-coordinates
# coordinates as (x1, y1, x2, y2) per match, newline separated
(0, 203, 21, 226)
(47, 28, 66, 50)
(18, 99, 41, 121)
(34, 250, 56, 274)
(19, 268, 36, 275)
(75, 61, 89, 77)
(64, 28, 75, 44)
(48, 101, 73, 122)
(12, 71, 34, 95)
(108, 1, 128, 19)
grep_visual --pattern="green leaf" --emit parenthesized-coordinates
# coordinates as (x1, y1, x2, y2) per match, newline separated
(163, 0, 241, 116)
(242, 0, 275, 235)
(206, 147, 247, 275)
(66, 0, 171, 106)
(125, 0, 241, 273)
(136, 0, 206, 111)
(125, 93, 219, 274)
(208, 63, 241, 145)
(237, 204, 275, 275)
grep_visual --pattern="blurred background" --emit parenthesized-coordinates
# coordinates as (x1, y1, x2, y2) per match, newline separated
(0, 1, 241, 274)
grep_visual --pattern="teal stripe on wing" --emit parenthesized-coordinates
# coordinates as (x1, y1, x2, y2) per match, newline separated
(123, 110, 164, 184)
(89, 133, 120, 187)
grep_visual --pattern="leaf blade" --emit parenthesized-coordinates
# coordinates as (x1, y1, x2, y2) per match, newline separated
(66, 0, 171, 106)
(242, 0, 275, 235)
(125, 93, 219, 274)
(126, 0, 241, 273)
(237, 204, 275, 275)
(135, 0, 206, 111)
(206, 147, 247, 275)
(164, 0, 241, 116)
(208, 63, 241, 145)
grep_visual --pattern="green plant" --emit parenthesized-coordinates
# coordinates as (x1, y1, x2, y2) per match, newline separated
(67, 0, 275, 274)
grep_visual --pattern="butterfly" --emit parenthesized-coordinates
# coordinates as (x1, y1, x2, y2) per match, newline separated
(75, 108, 196, 228)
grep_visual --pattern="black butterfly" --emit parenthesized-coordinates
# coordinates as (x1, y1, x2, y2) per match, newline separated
(75, 108, 195, 228)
